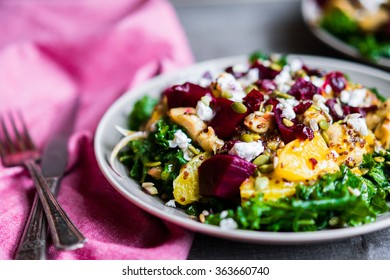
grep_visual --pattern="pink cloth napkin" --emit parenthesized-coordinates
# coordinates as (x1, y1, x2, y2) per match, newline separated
(0, 0, 195, 259)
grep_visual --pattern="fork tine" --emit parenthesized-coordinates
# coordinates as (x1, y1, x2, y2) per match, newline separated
(0, 125, 5, 158)
(16, 110, 35, 150)
(8, 111, 26, 151)
(0, 113, 16, 153)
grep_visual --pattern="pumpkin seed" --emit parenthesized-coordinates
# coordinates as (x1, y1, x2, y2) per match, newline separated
(231, 102, 248, 114)
(253, 155, 270, 166)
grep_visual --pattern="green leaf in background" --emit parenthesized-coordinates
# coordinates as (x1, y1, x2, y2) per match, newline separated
(321, 8, 358, 37)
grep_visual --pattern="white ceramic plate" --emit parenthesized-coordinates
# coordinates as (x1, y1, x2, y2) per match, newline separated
(94, 54, 390, 244)
(301, 0, 390, 70)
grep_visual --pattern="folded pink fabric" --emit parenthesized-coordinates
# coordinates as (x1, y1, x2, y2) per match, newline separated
(0, 0, 195, 259)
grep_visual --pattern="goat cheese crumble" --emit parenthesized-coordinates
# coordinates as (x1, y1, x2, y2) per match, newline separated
(168, 130, 194, 161)
(229, 141, 264, 162)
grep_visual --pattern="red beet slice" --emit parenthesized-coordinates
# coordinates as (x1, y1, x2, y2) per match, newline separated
(164, 82, 211, 109)
(198, 155, 256, 201)
(209, 90, 264, 140)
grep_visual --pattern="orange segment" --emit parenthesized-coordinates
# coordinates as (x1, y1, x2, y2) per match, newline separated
(274, 132, 339, 182)
(173, 152, 211, 205)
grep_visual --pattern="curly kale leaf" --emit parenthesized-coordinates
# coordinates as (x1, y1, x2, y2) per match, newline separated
(119, 117, 187, 198)
(206, 161, 390, 232)
(128, 95, 158, 130)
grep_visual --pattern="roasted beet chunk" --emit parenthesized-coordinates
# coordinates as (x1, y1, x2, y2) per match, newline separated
(243, 88, 264, 112)
(225, 66, 246, 79)
(198, 155, 256, 202)
(325, 72, 347, 94)
(252, 62, 280, 80)
(274, 108, 297, 144)
(208, 98, 246, 140)
(164, 82, 211, 109)
(209, 90, 264, 140)
(256, 79, 276, 94)
(288, 78, 320, 101)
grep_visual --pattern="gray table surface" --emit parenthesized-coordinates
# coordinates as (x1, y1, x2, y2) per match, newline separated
(170, 0, 390, 259)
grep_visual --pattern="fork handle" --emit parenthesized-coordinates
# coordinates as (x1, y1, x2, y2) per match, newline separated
(15, 177, 60, 260)
(25, 160, 87, 250)
(14, 192, 47, 260)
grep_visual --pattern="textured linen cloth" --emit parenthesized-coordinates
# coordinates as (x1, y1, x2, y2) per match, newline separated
(0, 0, 194, 259)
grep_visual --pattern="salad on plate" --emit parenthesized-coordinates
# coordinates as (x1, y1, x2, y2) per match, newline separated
(315, 0, 390, 61)
(110, 52, 390, 232)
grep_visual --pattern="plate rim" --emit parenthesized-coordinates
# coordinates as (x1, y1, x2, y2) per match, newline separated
(301, 0, 390, 70)
(94, 54, 390, 244)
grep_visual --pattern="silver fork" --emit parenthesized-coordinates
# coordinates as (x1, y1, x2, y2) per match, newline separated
(0, 111, 85, 253)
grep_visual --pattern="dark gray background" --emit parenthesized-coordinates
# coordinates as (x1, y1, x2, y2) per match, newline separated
(170, 0, 390, 259)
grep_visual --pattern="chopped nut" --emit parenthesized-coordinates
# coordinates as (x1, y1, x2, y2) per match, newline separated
(142, 182, 158, 195)
(244, 112, 275, 133)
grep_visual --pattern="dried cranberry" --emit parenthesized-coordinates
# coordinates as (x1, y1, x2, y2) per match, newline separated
(288, 78, 320, 101)
(324, 72, 347, 93)
(325, 98, 344, 121)
(302, 65, 326, 77)
(294, 124, 314, 141)
(343, 105, 377, 117)
(293, 101, 313, 115)
(309, 158, 318, 170)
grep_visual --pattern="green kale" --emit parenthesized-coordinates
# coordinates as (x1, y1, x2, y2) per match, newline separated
(119, 117, 187, 199)
(206, 159, 390, 232)
(369, 88, 387, 102)
(128, 95, 158, 130)
(249, 51, 269, 64)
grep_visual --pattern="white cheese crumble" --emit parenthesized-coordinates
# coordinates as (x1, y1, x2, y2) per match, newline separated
(325, 84, 332, 94)
(276, 102, 296, 120)
(232, 64, 248, 73)
(333, 103, 344, 117)
(220, 210, 228, 219)
(290, 58, 303, 73)
(274, 66, 292, 92)
(165, 199, 176, 208)
(340, 88, 367, 107)
(196, 95, 214, 121)
(344, 114, 369, 136)
(349, 88, 367, 107)
(168, 130, 194, 161)
(215, 72, 246, 102)
(228, 141, 264, 162)
(239, 68, 259, 87)
(311, 76, 325, 88)
(340, 90, 351, 104)
(219, 218, 238, 230)
(360, 0, 387, 13)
